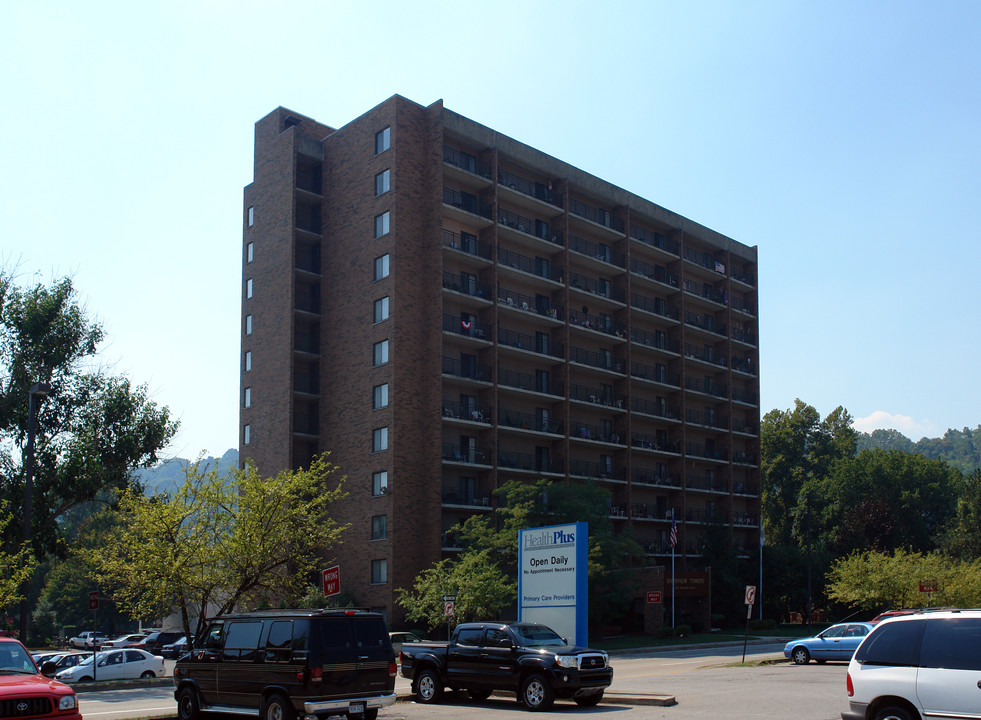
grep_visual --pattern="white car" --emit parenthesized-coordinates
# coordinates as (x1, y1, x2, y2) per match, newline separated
(100, 633, 147, 649)
(54, 649, 165, 683)
(843, 608, 981, 720)
(68, 631, 108, 649)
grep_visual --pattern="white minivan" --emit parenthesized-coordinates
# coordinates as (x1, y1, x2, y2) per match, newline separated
(843, 609, 981, 720)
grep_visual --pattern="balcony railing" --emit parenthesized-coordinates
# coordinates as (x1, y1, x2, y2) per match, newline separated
(442, 229, 492, 260)
(497, 327, 563, 358)
(731, 355, 756, 375)
(569, 383, 624, 408)
(443, 187, 492, 218)
(567, 309, 626, 338)
(442, 271, 491, 300)
(630, 397, 678, 421)
(731, 326, 757, 345)
(441, 356, 491, 382)
(442, 490, 492, 507)
(295, 244, 321, 274)
(295, 372, 319, 395)
(731, 387, 759, 405)
(441, 443, 491, 465)
(442, 400, 492, 424)
(442, 314, 491, 341)
(732, 419, 758, 435)
(633, 468, 680, 487)
(570, 422, 624, 445)
(684, 375, 728, 399)
(685, 408, 728, 430)
(683, 278, 726, 305)
(293, 412, 318, 436)
(497, 207, 563, 243)
(685, 442, 729, 462)
(498, 247, 564, 282)
(295, 329, 319, 354)
(569, 458, 625, 481)
(630, 327, 679, 354)
(443, 145, 491, 178)
(733, 450, 758, 465)
(684, 311, 727, 337)
(629, 224, 678, 254)
(569, 198, 624, 232)
(569, 345, 625, 373)
(631, 434, 681, 453)
(687, 473, 728, 493)
(630, 257, 677, 287)
(684, 247, 726, 274)
(497, 368, 563, 397)
(569, 271, 626, 303)
(498, 286, 563, 320)
(734, 480, 759, 495)
(498, 407, 562, 434)
(497, 168, 563, 208)
(498, 450, 564, 473)
(569, 234, 625, 268)
(630, 292, 678, 320)
(630, 361, 680, 387)
(683, 343, 727, 368)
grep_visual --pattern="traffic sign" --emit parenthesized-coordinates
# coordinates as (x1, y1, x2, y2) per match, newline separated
(444, 601, 455, 617)
(88, 591, 99, 611)
(322, 566, 340, 597)
(919, 581, 939, 593)
(745, 585, 757, 605)
(442, 594, 457, 602)
(646, 591, 662, 604)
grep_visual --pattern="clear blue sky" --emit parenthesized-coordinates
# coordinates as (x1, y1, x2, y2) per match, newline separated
(2, 1, 978, 458)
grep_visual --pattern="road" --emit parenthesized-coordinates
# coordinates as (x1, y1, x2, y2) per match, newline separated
(76, 643, 852, 720)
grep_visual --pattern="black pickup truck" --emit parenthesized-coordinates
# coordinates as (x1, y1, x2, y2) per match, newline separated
(399, 621, 612, 711)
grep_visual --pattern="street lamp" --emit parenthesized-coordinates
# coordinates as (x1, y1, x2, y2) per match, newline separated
(20, 381, 51, 642)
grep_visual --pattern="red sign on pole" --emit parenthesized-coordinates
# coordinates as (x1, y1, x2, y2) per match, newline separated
(322, 566, 340, 597)
(919, 581, 939, 593)
(646, 591, 662, 604)
(88, 591, 99, 611)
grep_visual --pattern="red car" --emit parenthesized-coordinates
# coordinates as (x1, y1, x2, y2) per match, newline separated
(0, 636, 81, 720)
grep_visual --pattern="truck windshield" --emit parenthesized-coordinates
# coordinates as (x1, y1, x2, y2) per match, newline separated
(510, 624, 565, 647)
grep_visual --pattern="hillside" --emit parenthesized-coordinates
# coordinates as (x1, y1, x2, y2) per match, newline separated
(136, 448, 239, 495)
(858, 425, 981, 474)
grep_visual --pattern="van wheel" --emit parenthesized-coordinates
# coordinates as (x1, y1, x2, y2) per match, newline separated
(415, 668, 444, 703)
(469, 688, 492, 701)
(261, 693, 295, 720)
(177, 687, 201, 720)
(521, 674, 554, 711)
(873, 707, 915, 720)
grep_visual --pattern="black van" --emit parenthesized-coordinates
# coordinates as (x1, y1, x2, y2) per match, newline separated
(173, 609, 396, 720)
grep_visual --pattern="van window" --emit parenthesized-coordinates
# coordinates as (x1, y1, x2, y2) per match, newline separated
(319, 618, 353, 649)
(854, 619, 925, 667)
(265, 621, 293, 663)
(204, 622, 225, 650)
(223, 621, 263, 662)
(920, 618, 981, 671)
(354, 618, 388, 649)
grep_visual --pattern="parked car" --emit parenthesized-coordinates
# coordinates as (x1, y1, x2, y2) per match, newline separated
(0, 636, 81, 720)
(843, 609, 981, 720)
(400, 621, 612, 710)
(783, 622, 874, 664)
(100, 634, 148, 649)
(173, 608, 396, 720)
(161, 637, 190, 659)
(143, 631, 183, 656)
(55, 648, 165, 683)
(68, 631, 108, 650)
(32, 652, 64, 665)
(389, 631, 423, 656)
(51, 652, 91, 672)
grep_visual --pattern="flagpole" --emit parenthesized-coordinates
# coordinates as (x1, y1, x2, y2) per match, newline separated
(671, 509, 676, 629)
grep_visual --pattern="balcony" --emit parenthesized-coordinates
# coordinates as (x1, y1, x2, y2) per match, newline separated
(569, 234, 625, 269)
(683, 247, 727, 275)
(442, 271, 491, 301)
(443, 145, 492, 179)
(569, 383, 624, 409)
(733, 450, 758, 466)
(731, 387, 758, 406)
(685, 408, 728, 431)
(497, 167, 563, 209)
(443, 187, 492, 225)
(294, 371, 319, 395)
(441, 356, 491, 383)
(498, 407, 562, 434)
(630, 257, 678, 289)
(295, 328, 320, 355)
(442, 314, 492, 342)
(630, 327, 679, 355)
(630, 292, 679, 321)
(442, 229, 492, 262)
(569, 458, 625, 481)
(731, 354, 757, 376)
(630, 361, 680, 388)
(731, 326, 758, 347)
(498, 286, 563, 321)
(498, 246, 564, 283)
(442, 400, 492, 424)
(441, 443, 492, 466)
(629, 223, 678, 256)
(569, 345, 625, 374)
(687, 473, 729, 493)
(683, 375, 728, 400)
(683, 343, 728, 370)
(683, 278, 727, 306)
(498, 327, 563, 359)
(633, 468, 680, 488)
(295, 243, 321, 275)
(497, 208, 563, 248)
(569, 271, 626, 304)
(498, 368, 563, 397)
(568, 198, 624, 237)
(568, 309, 626, 339)
(631, 434, 681, 454)
(630, 397, 679, 421)
(732, 419, 759, 435)
(498, 449, 564, 474)
(570, 422, 624, 446)
(684, 311, 727, 338)
(442, 491, 492, 508)
(685, 442, 729, 463)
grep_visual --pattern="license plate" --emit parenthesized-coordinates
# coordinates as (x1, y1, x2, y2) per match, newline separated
(349, 703, 364, 714)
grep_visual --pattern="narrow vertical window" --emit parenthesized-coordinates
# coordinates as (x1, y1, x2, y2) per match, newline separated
(244, 387, 251, 408)
(371, 559, 388, 584)
(374, 211, 390, 238)
(373, 340, 389, 366)
(374, 254, 390, 281)
(375, 127, 390, 154)
(372, 471, 388, 496)
(373, 383, 389, 409)
(246, 242, 254, 263)
(245, 351, 252, 371)
(374, 297, 390, 323)
(373, 427, 388, 452)
(246, 278, 253, 299)
(247, 206, 254, 227)
(246, 314, 253, 335)
(374, 169, 390, 196)
(371, 515, 387, 540)
(243, 424, 251, 445)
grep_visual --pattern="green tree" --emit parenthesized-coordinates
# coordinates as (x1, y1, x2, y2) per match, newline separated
(81, 454, 348, 643)
(0, 502, 33, 610)
(940, 469, 981, 560)
(0, 274, 177, 567)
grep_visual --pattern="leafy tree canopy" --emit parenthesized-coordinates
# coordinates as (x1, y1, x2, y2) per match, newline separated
(859, 425, 981, 475)
(0, 501, 33, 610)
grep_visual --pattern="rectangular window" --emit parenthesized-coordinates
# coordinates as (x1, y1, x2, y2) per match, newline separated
(375, 127, 390, 154)
(374, 169, 390, 196)
(244, 424, 251, 445)
(246, 278, 253, 299)
(371, 558, 388, 584)
(247, 242, 254, 263)
(247, 206, 254, 227)
(245, 351, 252, 372)
(246, 314, 253, 335)
(373, 383, 389, 409)
(371, 515, 387, 540)
(373, 427, 388, 452)
(244, 387, 251, 408)
(374, 254, 390, 281)
(373, 340, 389, 366)
(373, 296, 390, 323)
(374, 211, 390, 238)
(372, 470, 388, 496)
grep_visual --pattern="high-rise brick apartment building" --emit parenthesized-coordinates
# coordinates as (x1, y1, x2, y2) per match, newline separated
(240, 95, 760, 627)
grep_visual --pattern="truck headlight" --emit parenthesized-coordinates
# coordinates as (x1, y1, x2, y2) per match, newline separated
(555, 655, 578, 669)
(59, 696, 77, 711)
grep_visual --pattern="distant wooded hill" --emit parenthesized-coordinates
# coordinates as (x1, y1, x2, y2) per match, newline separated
(136, 448, 239, 495)
(858, 426, 981, 474)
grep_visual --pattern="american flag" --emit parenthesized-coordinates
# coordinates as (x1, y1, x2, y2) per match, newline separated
(669, 514, 678, 549)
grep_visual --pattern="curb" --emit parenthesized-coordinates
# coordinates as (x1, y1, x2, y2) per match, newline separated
(71, 678, 173, 694)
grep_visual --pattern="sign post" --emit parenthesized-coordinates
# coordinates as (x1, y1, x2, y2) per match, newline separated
(322, 566, 340, 598)
(443, 594, 456, 640)
(89, 592, 99, 681)
(741, 585, 757, 663)
(518, 522, 588, 646)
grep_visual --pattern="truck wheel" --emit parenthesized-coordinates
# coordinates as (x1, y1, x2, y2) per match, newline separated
(415, 668, 444, 704)
(468, 688, 492, 701)
(177, 687, 201, 720)
(521, 674, 554, 711)
(575, 692, 603, 707)
(261, 693, 295, 720)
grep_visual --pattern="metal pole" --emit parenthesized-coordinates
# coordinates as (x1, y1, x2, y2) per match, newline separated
(20, 390, 39, 643)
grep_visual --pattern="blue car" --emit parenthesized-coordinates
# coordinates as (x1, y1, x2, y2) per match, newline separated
(783, 622, 874, 664)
